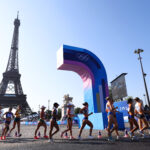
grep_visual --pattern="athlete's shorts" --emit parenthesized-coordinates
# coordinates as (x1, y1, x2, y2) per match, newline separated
(136, 114, 145, 119)
(83, 117, 88, 121)
(39, 119, 45, 124)
(5, 120, 11, 125)
(67, 117, 72, 121)
(51, 117, 57, 123)
(14, 117, 20, 122)
(51, 118, 58, 125)
(128, 115, 134, 119)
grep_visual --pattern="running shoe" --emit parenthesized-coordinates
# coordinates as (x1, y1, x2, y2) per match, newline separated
(7, 133, 11, 137)
(108, 136, 115, 142)
(3, 136, 6, 140)
(137, 130, 143, 135)
(131, 136, 137, 140)
(142, 134, 146, 139)
(0, 136, 3, 140)
(34, 136, 39, 140)
(18, 134, 22, 137)
(15, 132, 18, 137)
(88, 136, 94, 139)
(77, 136, 82, 140)
(48, 139, 53, 143)
(116, 136, 120, 140)
(70, 136, 76, 139)
(44, 135, 49, 139)
(128, 131, 133, 137)
(64, 135, 68, 139)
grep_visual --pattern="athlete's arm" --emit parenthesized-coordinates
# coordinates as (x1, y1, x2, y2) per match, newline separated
(88, 112, 93, 116)
(105, 109, 108, 113)
(113, 106, 118, 110)
(134, 109, 138, 115)
(112, 105, 118, 112)
(2, 112, 6, 119)
(15, 109, 18, 116)
(105, 103, 109, 113)
(109, 102, 114, 111)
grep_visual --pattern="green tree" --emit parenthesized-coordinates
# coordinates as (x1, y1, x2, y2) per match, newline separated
(124, 96, 133, 101)
(74, 107, 81, 115)
(57, 108, 62, 120)
(45, 109, 52, 120)
(108, 86, 113, 100)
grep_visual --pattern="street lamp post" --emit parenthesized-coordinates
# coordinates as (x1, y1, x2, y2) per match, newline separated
(143, 94, 147, 105)
(38, 104, 40, 111)
(134, 49, 150, 106)
(48, 100, 50, 110)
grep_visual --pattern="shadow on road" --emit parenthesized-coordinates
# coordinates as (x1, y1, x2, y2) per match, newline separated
(1, 137, 150, 145)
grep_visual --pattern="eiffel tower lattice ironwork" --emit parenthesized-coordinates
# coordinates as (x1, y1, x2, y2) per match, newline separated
(0, 14, 32, 115)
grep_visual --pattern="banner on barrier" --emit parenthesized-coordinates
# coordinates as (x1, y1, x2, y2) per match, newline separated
(114, 101, 128, 122)
(20, 120, 78, 125)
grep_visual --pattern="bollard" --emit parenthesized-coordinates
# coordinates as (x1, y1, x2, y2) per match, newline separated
(124, 129, 129, 138)
(38, 131, 41, 138)
(15, 131, 18, 137)
(97, 130, 102, 139)
(64, 132, 68, 139)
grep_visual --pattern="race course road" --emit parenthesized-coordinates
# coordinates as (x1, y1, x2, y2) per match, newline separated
(0, 125, 150, 150)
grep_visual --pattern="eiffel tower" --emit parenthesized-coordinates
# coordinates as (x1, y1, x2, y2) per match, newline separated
(0, 14, 32, 115)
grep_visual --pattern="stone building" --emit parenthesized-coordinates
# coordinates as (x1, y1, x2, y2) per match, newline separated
(61, 94, 75, 120)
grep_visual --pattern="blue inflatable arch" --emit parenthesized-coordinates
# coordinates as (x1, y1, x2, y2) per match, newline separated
(57, 45, 109, 113)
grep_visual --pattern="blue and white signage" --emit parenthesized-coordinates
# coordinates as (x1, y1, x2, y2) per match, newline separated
(114, 101, 129, 122)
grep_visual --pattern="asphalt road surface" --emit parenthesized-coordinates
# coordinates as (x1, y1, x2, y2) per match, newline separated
(0, 125, 149, 150)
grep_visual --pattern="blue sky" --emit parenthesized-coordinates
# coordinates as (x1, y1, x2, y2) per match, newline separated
(0, 0, 150, 111)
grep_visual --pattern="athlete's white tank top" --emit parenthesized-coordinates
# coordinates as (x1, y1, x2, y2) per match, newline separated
(106, 103, 111, 112)
(135, 101, 144, 112)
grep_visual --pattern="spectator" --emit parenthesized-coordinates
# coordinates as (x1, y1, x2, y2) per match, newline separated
(144, 105, 150, 121)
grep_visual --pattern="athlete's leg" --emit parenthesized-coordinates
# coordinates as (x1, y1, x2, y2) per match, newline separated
(4, 124, 9, 136)
(86, 120, 93, 136)
(114, 121, 119, 136)
(69, 120, 73, 136)
(49, 121, 54, 139)
(130, 119, 139, 134)
(2, 123, 8, 137)
(138, 119, 142, 131)
(110, 117, 119, 136)
(107, 115, 113, 137)
(61, 120, 71, 136)
(51, 123, 59, 137)
(43, 122, 47, 136)
(78, 120, 87, 137)
(141, 118, 149, 132)
(34, 122, 41, 136)
(129, 119, 133, 131)
(9, 121, 17, 134)
(17, 121, 21, 134)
